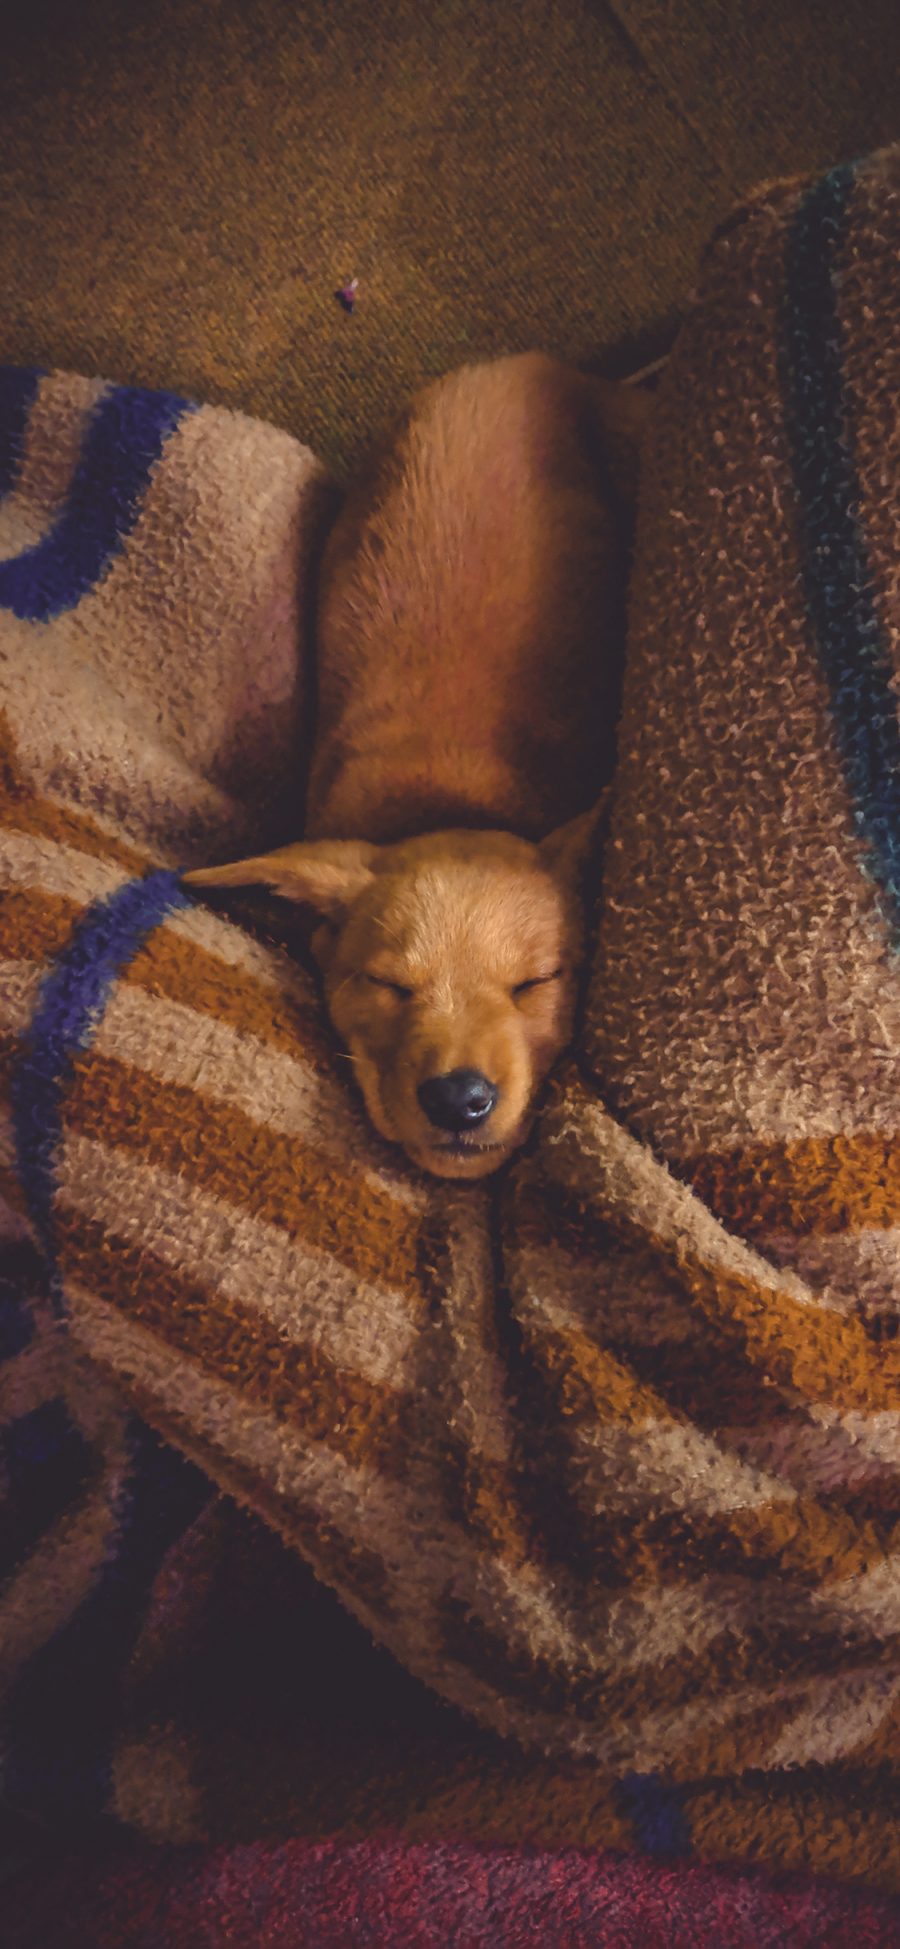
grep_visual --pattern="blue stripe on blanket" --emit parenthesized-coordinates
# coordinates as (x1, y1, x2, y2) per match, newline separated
(1, 1399, 94, 1581)
(781, 161, 900, 936)
(3, 1417, 211, 1822)
(616, 1773, 691, 1859)
(11, 869, 192, 1311)
(0, 1242, 44, 1357)
(0, 366, 43, 499)
(0, 382, 196, 620)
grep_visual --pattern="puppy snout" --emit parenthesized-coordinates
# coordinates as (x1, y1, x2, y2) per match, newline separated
(417, 1068, 499, 1132)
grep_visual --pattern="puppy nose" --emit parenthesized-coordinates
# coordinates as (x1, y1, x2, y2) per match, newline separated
(417, 1068, 499, 1132)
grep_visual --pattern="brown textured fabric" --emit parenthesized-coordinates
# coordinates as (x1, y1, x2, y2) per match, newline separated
(2, 0, 899, 472)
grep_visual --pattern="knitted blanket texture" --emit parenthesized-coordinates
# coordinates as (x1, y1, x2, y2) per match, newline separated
(3, 148, 900, 1893)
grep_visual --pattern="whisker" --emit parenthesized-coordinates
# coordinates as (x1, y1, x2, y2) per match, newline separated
(371, 915, 406, 949)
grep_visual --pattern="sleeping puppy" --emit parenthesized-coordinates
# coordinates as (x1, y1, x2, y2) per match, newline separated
(185, 354, 648, 1178)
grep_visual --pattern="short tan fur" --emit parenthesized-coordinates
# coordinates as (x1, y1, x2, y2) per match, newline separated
(186, 354, 647, 1177)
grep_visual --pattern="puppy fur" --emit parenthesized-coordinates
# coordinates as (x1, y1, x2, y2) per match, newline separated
(186, 354, 648, 1178)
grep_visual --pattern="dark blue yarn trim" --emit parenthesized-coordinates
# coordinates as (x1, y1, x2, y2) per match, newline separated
(0, 383, 196, 620)
(0, 366, 43, 499)
(616, 1772, 692, 1859)
(0, 1242, 42, 1359)
(1, 1399, 94, 1583)
(11, 869, 192, 1310)
(781, 160, 900, 936)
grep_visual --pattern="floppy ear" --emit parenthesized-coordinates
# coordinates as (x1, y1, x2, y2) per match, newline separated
(183, 840, 378, 919)
(539, 791, 611, 883)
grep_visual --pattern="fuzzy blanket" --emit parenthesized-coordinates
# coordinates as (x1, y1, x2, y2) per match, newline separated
(8, 1829, 900, 1949)
(4, 146, 900, 1896)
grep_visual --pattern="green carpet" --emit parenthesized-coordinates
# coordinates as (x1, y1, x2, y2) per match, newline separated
(2, 0, 898, 471)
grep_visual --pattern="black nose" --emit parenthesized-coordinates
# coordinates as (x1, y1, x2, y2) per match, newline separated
(417, 1068, 499, 1133)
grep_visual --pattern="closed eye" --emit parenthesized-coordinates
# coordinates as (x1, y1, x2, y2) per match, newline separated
(512, 968, 563, 997)
(364, 973, 414, 999)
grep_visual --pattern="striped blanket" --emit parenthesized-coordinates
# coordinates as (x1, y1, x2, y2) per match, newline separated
(4, 145, 900, 1894)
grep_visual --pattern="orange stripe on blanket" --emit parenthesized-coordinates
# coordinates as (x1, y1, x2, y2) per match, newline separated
(576, 1184, 900, 1419)
(546, 1089, 900, 1416)
(436, 1593, 801, 1771)
(648, 1631, 900, 1776)
(440, 1335, 896, 1586)
(688, 1134, 900, 1238)
(526, 1312, 699, 1429)
(678, 1248, 900, 1415)
(0, 730, 155, 878)
(0, 884, 330, 1061)
(396, 1763, 630, 1853)
(506, 1308, 898, 1586)
(548, 1447, 894, 1590)
(59, 1048, 425, 1301)
(687, 1771, 900, 1893)
(0, 889, 77, 965)
(1, 799, 151, 874)
(57, 1208, 413, 1479)
(439, 1585, 900, 1782)
(440, 1444, 534, 1570)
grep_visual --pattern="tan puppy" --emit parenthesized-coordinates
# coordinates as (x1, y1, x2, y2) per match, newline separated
(186, 354, 647, 1178)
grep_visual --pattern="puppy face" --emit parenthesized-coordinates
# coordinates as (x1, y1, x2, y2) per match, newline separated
(185, 813, 601, 1179)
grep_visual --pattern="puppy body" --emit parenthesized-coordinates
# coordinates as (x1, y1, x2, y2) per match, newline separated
(307, 352, 643, 842)
(187, 355, 646, 1177)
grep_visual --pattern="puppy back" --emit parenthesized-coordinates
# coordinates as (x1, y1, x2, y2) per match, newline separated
(307, 354, 641, 840)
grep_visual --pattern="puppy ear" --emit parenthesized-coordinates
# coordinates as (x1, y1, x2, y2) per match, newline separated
(539, 792, 611, 883)
(183, 840, 378, 918)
